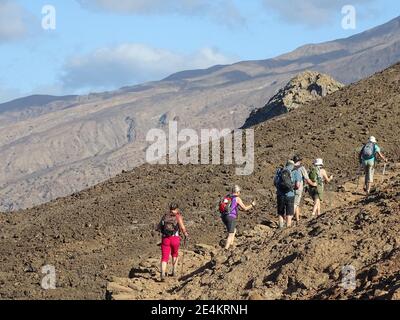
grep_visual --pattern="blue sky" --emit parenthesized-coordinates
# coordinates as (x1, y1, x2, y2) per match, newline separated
(0, 0, 399, 103)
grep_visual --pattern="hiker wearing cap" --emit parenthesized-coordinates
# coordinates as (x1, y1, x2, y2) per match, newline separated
(293, 155, 317, 223)
(274, 160, 302, 228)
(308, 159, 333, 217)
(359, 136, 387, 194)
(219, 185, 256, 250)
(156, 203, 189, 282)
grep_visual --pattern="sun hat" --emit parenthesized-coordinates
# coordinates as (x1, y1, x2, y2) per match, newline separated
(369, 136, 377, 143)
(314, 158, 324, 166)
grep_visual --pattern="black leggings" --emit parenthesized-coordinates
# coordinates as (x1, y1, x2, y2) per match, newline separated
(221, 215, 237, 234)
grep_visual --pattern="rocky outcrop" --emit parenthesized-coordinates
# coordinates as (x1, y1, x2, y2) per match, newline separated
(242, 71, 344, 128)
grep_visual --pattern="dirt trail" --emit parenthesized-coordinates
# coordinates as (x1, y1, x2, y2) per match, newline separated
(107, 164, 400, 300)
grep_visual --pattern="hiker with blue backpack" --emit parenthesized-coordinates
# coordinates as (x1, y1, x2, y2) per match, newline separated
(219, 185, 256, 250)
(359, 136, 387, 195)
(274, 160, 302, 228)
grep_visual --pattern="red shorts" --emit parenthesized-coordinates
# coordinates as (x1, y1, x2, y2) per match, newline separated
(161, 236, 181, 263)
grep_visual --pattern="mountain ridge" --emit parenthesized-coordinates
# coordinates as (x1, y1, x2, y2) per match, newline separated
(3, 16, 400, 108)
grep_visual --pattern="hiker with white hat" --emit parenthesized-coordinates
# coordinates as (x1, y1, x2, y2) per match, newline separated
(308, 158, 333, 217)
(359, 136, 387, 194)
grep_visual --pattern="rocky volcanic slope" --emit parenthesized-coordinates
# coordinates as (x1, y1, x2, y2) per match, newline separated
(243, 71, 344, 128)
(1, 16, 400, 211)
(0, 63, 400, 300)
(107, 167, 400, 300)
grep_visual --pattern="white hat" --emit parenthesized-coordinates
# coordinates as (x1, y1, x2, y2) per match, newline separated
(369, 136, 377, 143)
(314, 158, 324, 166)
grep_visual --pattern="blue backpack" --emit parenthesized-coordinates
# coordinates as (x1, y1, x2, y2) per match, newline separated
(362, 142, 376, 160)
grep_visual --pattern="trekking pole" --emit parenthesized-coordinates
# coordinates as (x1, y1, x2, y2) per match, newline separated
(180, 237, 187, 277)
(380, 162, 388, 185)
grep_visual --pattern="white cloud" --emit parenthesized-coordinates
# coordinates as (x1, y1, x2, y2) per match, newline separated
(76, 0, 245, 27)
(61, 44, 237, 90)
(0, 0, 34, 43)
(263, 0, 375, 27)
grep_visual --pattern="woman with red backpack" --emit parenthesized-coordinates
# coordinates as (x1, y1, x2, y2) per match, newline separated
(219, 185, 256, 250)
(156, 203, 189, 282)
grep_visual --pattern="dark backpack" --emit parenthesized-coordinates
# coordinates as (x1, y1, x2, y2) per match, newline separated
(219, 194, 236, 215)
(160, 213, 179, 237)
(275, 168, 294, 193)
(361, 142, 376, 160)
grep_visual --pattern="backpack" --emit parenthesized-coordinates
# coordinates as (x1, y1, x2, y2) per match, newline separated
(160, 213, 179, 237)
(275, 168, 294, 193)
(361, 142, 376, 160)
(219, 194, 236, 215)
(309, 165, 323, 186)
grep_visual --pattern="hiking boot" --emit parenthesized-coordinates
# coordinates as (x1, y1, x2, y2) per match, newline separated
(160, 274, 166, 282)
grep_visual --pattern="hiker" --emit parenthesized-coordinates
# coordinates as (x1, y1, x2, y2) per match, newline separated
(274, 160, 302, 228)
(308, 159, 333, 217)
(156, 203, 189, 282)
(293, 155, 317, 223)
(359, 136, 387, 194)
(219, 185, 256, 250)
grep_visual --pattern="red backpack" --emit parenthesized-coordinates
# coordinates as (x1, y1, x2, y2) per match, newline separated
(219, 194, 235, 215)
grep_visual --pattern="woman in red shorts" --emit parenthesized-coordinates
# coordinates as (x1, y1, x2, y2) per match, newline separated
(156, 203, 189, 282)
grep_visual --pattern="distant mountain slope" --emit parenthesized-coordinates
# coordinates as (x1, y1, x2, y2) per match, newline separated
(1, 16, 400, 211)
(0, 95, 78, 113)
